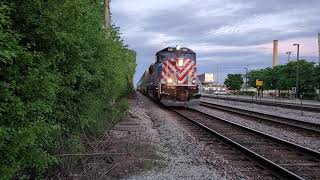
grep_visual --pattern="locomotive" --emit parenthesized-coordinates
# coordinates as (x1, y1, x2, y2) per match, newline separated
(137, 46, 201, 106)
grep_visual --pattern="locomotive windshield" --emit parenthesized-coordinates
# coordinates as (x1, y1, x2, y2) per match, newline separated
(157, 52, 196, 63)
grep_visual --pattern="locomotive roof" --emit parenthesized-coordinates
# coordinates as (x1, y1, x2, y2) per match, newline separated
(156, 47, 195, 55)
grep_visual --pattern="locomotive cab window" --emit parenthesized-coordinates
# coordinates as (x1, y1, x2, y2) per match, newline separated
(149, 65, 154, 74)
(156, 55, 160, 64)
(157, 52, 196, 63)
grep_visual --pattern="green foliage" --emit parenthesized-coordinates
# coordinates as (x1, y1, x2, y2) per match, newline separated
(238, 91, 256, 96)
(0, 0, 136, 178)
(224, 74, 243, 92)
(248, 60, 318, 97)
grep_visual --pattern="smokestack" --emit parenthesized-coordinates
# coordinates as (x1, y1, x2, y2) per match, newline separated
(272, 40, 278, 68)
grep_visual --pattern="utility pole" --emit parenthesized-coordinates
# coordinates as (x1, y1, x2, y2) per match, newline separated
(244, 68, 248, 95)
(293, 43, 300, 98)
(318, 33, 320, 100)
(286, 51, 292, 63)
(318, 33, 320, 66)
(216, 64, 219, 84)
(104, 0, 111, 34)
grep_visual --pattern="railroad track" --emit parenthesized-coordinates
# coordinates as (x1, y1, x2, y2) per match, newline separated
(202, 95, 320, 112)
(171, 108, 320, 179)
(200, 101, 320, 135)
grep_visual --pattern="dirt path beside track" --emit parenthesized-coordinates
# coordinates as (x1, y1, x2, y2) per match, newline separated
(55, 92, 248, 179)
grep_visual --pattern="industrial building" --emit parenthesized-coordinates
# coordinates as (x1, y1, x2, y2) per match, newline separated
(197, 73, 229, 94)
(197, 73, 215, 85)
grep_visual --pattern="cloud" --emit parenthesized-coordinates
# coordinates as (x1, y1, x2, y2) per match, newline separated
(261, 37, 319, 57)
(112, 0, 320, 84)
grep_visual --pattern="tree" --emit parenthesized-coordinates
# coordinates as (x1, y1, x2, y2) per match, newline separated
(298, 60, 317, 97)
(0, 0, 136, 178)
(247, 60, 318, 98)
(224, 74, 243, 93)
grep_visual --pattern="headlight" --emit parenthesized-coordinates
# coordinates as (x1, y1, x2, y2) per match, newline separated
(192, 79, 196, 84)
(176, 45, 181, 50)
(178, 59, 184, 67)
(167, 78, 173, 84)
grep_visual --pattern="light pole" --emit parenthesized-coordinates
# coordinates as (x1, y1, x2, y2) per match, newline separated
(216, 64, 219, 84)
(318, 33, 320, 66)
(286, 51, 292, 63)
(244, 68, 248, 95)
(293, 44, 300, 98)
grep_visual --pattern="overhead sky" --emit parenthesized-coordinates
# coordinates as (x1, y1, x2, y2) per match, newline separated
(112, 0, 320, 84)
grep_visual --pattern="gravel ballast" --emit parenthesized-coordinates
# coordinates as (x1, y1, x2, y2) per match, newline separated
(124, 93, 248, 180)
(194, 101, 320, 152)
(201, 97, 320, 123)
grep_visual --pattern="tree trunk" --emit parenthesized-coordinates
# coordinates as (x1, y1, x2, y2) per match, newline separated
(104, 0, 111, 34)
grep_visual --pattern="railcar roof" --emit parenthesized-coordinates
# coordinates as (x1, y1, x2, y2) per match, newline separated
(156, 47, 195, 55)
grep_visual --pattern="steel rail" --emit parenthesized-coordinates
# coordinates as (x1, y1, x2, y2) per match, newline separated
(171, 108, 320, 179)
(202, 95, 320, 112)
(200, 101, 320, 134)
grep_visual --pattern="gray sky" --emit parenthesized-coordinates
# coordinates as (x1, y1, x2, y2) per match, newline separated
(112, 0, 320, 84)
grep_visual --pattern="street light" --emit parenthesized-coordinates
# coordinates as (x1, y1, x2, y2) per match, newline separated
(244, 68, 248, 95)
(286, 51, 292, 63)
(293, 43, 300, 98)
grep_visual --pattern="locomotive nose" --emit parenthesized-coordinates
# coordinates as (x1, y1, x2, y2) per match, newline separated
(178, 58, 184, 67)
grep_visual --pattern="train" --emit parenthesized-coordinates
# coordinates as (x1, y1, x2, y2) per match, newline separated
(137, 46, 201, 106)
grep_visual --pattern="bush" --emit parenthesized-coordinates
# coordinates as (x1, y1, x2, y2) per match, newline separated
(239, 91, 256, 96)
(0, 1, 135, 178)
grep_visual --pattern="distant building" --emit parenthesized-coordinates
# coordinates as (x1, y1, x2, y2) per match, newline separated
(197, 73, 215, 85)
(197, 73, 229, 94)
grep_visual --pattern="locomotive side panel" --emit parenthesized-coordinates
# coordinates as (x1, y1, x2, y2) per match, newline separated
(146, 63, 158, 98)
(137, 71, 148, 95)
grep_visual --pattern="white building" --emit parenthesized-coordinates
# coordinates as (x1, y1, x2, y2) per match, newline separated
(197, 73, 229, 94)
(197, 73, 215, 84)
